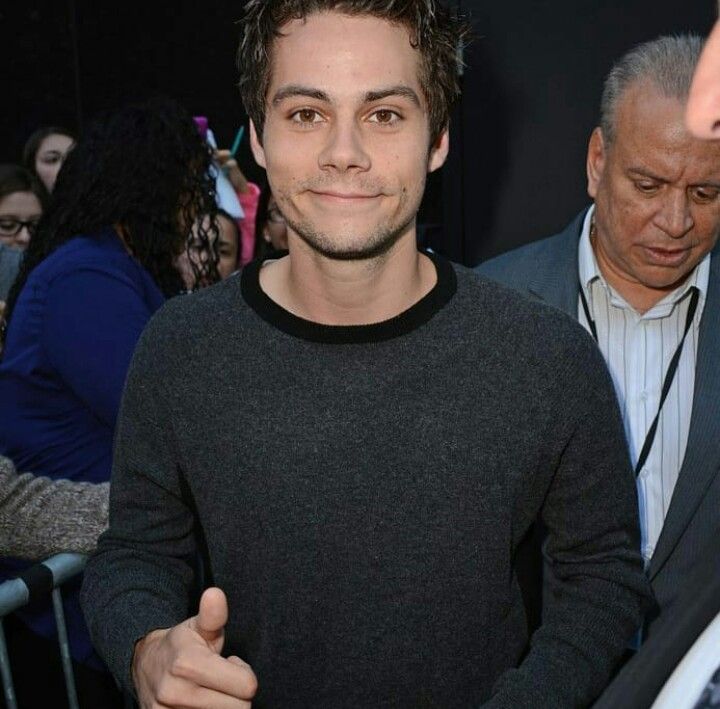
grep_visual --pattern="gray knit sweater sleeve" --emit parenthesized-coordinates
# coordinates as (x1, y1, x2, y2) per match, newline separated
(81, 316, 198, 696)
(0, 455, 109, 560)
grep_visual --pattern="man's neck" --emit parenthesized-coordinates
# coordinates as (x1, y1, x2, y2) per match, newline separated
(258, 233, 437, 325)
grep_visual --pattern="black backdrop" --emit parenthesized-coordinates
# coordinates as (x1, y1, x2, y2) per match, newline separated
(1, 0, 716, 265)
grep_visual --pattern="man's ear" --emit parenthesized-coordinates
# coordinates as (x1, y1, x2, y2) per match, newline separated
(428, 127, 450, 173)
(249, 120, 266, 169)
(586, 127, 607, 200)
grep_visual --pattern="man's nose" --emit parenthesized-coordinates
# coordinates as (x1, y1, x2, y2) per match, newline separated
(654, 191, 694, 239)
(318, 120, 371, 173)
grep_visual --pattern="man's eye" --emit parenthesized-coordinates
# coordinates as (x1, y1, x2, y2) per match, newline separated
(369, 109, 400, 125)
(291, 109, 322, 124)
(692, 187, 719, 203)
(635, 182, 659, 194)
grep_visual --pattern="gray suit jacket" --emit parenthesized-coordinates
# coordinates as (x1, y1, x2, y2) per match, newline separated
(0, 243, 22, 301)
(477, 209, 720, 633)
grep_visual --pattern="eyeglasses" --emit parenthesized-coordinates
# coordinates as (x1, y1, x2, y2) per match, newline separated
(0, 218, 40, 237)
(267, 207, 286, 224)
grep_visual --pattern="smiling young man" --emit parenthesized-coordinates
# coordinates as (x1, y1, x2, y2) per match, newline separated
(81, 2, 649, 707)
(479, 35, 720, 641)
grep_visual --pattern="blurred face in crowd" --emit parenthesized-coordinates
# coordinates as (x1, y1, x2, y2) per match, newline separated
(263, 195, 288, 251)
(177, 212, 239, 289)
(587, 80, 720, 311)
(0, 190, 43, 250)
(34, 133, 75, 192)
(687, 15, 720, 138)
(250, 11, 448, 259)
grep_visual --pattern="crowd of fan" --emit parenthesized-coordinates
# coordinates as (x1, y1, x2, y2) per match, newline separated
(0, 98, 291, 706)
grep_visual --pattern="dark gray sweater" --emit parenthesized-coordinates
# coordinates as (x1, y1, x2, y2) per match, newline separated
(81, 254, 651, 708)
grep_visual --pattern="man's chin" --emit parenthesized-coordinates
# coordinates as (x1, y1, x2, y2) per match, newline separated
(291, 224, 409, 262)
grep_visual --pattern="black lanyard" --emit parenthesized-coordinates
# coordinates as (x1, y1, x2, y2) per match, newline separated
(579, 284, 700, 477)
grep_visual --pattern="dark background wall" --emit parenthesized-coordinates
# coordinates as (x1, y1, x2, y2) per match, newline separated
(1, 0, 716, 265)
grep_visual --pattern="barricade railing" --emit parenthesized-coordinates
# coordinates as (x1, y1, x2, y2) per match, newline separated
(0, 553, 87, 709)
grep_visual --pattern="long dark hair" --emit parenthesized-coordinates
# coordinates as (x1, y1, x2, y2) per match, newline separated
(0, 164, 47, 207)
(3, 97, 218, 342)
(22, 126, 76, 175)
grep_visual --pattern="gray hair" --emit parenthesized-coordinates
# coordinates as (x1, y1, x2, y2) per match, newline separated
(600, 34, 703, 144)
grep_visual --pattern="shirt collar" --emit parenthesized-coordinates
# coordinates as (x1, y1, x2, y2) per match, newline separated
(577, 204, 711, 317)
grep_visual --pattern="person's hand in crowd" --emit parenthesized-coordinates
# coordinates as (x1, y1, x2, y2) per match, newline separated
(215, 150, 250, 194)
(132, 587, 257, 708)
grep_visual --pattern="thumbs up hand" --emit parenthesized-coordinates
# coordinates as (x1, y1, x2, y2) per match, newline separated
(132, 587, 257, 708)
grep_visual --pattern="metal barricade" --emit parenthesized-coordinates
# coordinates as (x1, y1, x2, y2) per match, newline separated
(0, 553, 87, 709)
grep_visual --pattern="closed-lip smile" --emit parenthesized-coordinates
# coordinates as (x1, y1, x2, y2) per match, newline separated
(310, 190, 380, 200)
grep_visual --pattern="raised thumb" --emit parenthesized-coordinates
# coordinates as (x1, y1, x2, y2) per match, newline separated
(194, 587, 228, 647)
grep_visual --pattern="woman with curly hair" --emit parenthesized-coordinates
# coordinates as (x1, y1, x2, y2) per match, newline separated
(0, 97, 218, 707)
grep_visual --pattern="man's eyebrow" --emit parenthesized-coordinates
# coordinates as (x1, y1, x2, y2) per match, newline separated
(364, 86, 421, 106)
(271, 84, 422, 107)
(627, 167, 667, 182)
(272, 85, 330, 105)
(628, 167, 720, 189)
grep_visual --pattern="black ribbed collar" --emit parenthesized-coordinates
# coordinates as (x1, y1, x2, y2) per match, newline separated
(241, 251, 456, 344)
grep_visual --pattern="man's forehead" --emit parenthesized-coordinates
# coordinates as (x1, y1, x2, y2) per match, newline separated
(611, 85, 720, 178)
(267, 12, 422, 92)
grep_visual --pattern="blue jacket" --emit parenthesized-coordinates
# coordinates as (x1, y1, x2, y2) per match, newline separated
(0, 227, 165, 664)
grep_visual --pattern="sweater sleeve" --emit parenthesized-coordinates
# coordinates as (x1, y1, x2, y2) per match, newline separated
(485, 341, 653, 708)
(43, 266, 158, 430)
(0, 456, 109, 559)
(80, 315, 197, 696)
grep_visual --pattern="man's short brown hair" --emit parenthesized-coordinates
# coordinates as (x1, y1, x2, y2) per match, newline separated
(237, 0, 470, 144)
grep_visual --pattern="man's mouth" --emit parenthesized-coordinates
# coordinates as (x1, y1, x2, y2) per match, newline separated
(642, 245, 691, 266)
(309, 190, 381, 201)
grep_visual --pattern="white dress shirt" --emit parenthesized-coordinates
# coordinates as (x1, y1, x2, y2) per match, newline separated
(577, 206, 710, 563)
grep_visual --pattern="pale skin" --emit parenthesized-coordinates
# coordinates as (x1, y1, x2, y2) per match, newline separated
(0, 190, 43, 250)
(34, 133, 74, 193)
(587, 81, 720, 313)
(249, 12, 449, 325)
(686, 5, 720, 138)
(132, 12, 449, 707)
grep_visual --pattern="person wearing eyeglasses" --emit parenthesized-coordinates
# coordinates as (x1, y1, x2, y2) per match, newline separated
(0, 164, 45, 252)
(0, 164, 45, 315)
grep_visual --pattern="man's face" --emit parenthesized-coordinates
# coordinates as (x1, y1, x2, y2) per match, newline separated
(687, 20, 720, 138)
(250, 12, 448, 260)
(587, 81, 720, 302)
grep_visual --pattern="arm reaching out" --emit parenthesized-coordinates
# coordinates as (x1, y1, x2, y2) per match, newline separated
(133, 588, 257, 709)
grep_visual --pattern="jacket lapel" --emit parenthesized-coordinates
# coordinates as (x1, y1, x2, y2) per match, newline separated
(648, 246, 720, 580)
(525, 210, 586, 316)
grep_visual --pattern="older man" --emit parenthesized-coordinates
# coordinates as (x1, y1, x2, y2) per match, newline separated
(593, 24, 720, 709)
(479, 34, 720, 642)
